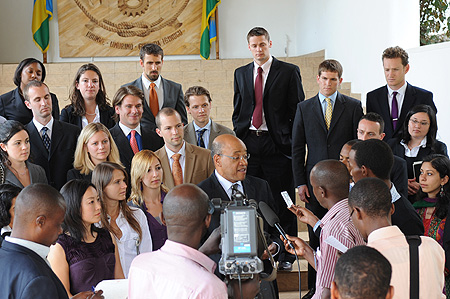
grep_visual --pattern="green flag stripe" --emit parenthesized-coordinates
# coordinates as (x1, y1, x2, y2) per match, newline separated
(33, 17, 50, 52)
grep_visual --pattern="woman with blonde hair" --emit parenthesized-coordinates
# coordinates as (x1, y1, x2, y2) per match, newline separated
(60, 63, 115, 129)
(92, 161, 152, 277)
(67, 122, 122, 182)
(130, 150, 168, 250)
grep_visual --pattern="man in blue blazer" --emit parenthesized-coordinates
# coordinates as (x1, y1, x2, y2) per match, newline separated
(232, 27, 305, 270)
(0, 184, 102, 299)
(23, 81, 80, 191)
(122, 43, 187, 131)
(366, 46, 436, 140)
(292, 59, 363, 295)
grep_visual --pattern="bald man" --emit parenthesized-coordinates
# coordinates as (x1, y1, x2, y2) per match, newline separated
(0, 184, 102, 299)
(128, 184, 227, 299)
(284, 160, 365, 299)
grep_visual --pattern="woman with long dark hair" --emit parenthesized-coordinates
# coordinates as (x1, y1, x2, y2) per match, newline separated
(48, 179, 124, 297)
(0, 183, 22, 245)
(414, 154, 450, 296)
(0, 58, 59, 124)
(92, 162, 152, 277)
(61, 63, 115, 129)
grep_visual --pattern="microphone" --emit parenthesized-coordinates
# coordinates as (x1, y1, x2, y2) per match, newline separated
(258, 201, 295, 251)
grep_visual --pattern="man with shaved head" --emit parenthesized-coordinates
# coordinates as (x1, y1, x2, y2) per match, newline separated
(128, 184, 227, 299)
(284, 160, 365, 299)
(0, 184, 102, 299)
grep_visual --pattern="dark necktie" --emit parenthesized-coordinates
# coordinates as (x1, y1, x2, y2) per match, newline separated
(231, 183, 240, 199)
(392, 91, 399, 130)
(197, 129, 207, 148)
(41, 127, 50, 152)
(252, 67, 263, 129)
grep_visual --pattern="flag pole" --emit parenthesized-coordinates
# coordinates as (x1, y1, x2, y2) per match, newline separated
(215, 8, 220, 59)
(43, 52, 47, 64)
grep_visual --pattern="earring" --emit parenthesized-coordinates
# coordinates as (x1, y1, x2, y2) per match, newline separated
(440, 185, 445, 197)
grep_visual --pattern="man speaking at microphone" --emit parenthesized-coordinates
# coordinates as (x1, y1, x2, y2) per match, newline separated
(198, 134, 283, 297)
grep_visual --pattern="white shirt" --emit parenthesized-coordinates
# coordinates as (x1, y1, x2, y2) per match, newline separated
(390, 183, 401, 203)
(193, 119, 212, 149)
(387, 82, 407, 116)
(5, 236, 51, 266)
(118, 121, 142, 137)
(141, 74, 164, 109)
(249, 56, 273, 131)
(214, 170, 243, 200)
(1, 225, 11, 236)
(164, 142, 186, 177)
(81, 105, 100, 128)
(33, 117, 54, 140)
(110, 207, 152, 278)
(401, 136, 427, 158)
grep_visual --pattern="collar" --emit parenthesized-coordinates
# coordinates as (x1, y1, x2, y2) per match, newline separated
(193, 119, 212, 131)
(5, 236, 50, 263)
(321, 198, 349, 225)
(319, 91, 338, 102)
(119, 122, 142, 136)
(161, 240, 217, 273)
(165, 141, 186, 158)
(214, 170, 243, 194)
(367, 225, 403, 244)
(390, 183, 401, 203)
(253, 56, 273, 74)
(141, 73, 162, 90)
(1, 225, 11, 236)
(401, 136, 427, 148)
(387, 82, 407, 95)
(33, 117, 54, 134)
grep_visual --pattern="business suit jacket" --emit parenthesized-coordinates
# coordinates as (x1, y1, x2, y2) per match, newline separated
(184, 120, 235, 149)
(292, 92, 363, 187)
(4, 161, 48, 189)
(60, 105, 116, 129)
(393, 194, 425, 236)
(391, 155, 409, 199)
(0, 241, 69, 299)
(366, 83, 436, 140)
(123, 76, 187, 130)
(26, 120, 80, 190)
(109, 123, 164, 174)
(0, 87, 60, 125)
(232, 57, 305, 156)
(155, 142, 214, 190)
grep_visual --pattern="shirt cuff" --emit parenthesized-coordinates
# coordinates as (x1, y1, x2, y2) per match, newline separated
(313, 220, 322, 232)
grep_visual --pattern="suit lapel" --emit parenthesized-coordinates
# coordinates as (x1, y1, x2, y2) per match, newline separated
(184, 122, 197, 145)
(245, 64, 255, 105)
(158, 148, 174, 188)
(379, 86, 394, 133)
(184, 143, 196, 183)
(397, 83, 415, 134)
(328, 93, 345, 134)
(137, 77, 156, 124)
(161, 77, 173, 108)
(27, 123, 49, 160)
(209, 121, 220, 148)
(112, 124, 134, 163)
(264, 57, 280, 96)
(49, 121, 63, 159)
(242, 177, 256, 199)
(311, 95, 328, 133)
(210, 173, 231, 200)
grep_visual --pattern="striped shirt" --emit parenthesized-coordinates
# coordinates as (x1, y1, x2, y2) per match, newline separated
(313, 199, 365, 299)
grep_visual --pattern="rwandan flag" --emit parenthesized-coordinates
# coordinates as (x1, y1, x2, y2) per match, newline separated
(200, 0, 221, 60)
(32, 0, 53, 53)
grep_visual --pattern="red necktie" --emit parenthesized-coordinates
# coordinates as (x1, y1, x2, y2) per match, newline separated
(149, 83, 159, 117)
(252, 67, 263, 129)
(172, 153, 183, 186)
(130, 130, 139, 154)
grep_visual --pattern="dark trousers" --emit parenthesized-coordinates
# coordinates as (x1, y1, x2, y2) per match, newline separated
(244, 132, 297, 262)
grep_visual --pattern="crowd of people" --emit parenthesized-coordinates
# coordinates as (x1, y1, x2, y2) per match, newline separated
(0, 26, 447, 299)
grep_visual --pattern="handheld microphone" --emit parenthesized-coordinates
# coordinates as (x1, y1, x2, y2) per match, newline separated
(258, 201, 295, 251)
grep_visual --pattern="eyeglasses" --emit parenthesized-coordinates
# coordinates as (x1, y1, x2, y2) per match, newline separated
(218, 153, 250, 161)
(409, 118, 430, 126)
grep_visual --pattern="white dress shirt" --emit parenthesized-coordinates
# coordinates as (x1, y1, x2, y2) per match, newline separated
(387, 82, 407, 116)
(33, 117, 54, 140)
(164, 142, 186, 177)
(193, 119, 212, 149)
(214, 170, 244, 200)
(81, 105, 100, 128)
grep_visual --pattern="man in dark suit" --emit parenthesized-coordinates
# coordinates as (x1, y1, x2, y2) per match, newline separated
(233, 27, 305, 270)
(356, 112, 408, 198)
(23, 81, 80, 190)
(0, 184, 102, 299)
(122, 43, 187, 131)
(155, 107, 214, 190)
(292, 59, 363, 296)
(366, 46, 436, 140)
(110, 85, 164, 175)
(183, 86, 234, 150)
(348, 139, 424, 236)
(198, 134, 280, 298)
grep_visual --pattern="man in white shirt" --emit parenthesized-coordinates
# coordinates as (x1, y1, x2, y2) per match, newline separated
(183, 86, 234, 150)
(155, 107, 214, 189)
(123, 43, 187, 130)
(348, 177, 445, 299)
(366, 46, 436, 140)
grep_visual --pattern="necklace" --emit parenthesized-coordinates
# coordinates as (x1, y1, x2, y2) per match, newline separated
(85, 112, 97, 116)
(10, 165, 28, 176)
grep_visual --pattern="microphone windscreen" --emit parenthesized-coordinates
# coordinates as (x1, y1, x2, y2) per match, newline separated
(258, 201, 280, 227)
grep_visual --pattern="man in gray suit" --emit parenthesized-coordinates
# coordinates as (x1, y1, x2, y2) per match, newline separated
(123, 43, 187, 130)
(183, 86, 234, 150)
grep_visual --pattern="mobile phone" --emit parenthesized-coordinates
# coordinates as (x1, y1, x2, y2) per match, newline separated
(281, 191, 294, 208)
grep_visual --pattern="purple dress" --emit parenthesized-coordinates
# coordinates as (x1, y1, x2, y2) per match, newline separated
(142, 191, 168, 251)
(57, 228, 115, 294)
